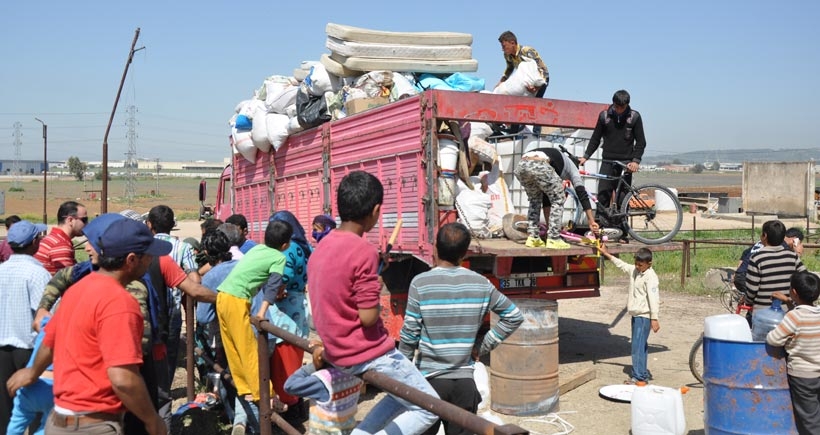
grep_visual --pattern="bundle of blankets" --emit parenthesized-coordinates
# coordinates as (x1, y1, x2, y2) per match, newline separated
(228, 23, 540, 166)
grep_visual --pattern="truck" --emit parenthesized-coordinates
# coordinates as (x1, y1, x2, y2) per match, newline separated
(203, 90, 609, 337)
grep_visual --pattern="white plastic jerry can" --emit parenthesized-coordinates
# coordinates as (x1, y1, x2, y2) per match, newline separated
(631, 385, 686, 435)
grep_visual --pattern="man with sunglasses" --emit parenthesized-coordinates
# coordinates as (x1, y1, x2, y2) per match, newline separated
(35, 201, 88, 275)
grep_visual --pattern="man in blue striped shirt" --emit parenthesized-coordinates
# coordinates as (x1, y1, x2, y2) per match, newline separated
(399, 223, 523, 435)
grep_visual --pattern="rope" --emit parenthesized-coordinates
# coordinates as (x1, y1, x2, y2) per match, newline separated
(521, 412, 577, 435)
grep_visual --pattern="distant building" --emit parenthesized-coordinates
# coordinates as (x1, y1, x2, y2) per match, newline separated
(0, 159, 48, 175)
(719, 163, 743, 171)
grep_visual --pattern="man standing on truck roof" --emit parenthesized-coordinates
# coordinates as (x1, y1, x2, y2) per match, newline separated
(496, 30, 550, 135)
(579, 90, 647, 242)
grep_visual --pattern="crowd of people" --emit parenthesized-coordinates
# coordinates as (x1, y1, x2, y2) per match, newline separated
(0, 171, 525, 435)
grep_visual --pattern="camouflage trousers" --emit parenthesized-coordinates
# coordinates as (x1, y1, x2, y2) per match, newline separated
(514, 158, 564, 239)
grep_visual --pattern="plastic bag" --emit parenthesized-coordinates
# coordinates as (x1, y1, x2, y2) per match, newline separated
(444, 73, 485, 92)
(296, 85, 331, 129)
(474, 361, 491, 410)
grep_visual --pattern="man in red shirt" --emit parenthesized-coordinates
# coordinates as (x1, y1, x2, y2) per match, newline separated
(7, 217, 172, 435)
(34, 201, 88, 274)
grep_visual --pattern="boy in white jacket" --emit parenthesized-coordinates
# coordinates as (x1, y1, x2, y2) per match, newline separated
(598, 244, 660, 384)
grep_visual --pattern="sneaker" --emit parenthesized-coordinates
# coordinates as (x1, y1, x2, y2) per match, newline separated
(525, 236, 545, 248)
(545, 238, 571, 249)
(625, 377, 648, 386)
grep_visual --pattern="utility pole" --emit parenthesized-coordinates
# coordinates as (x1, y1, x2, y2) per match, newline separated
(154, 158, 160, 196)
(11, 122, 22, 190)
(102, 28, 143, 213)
(34, 118, 47, 224)
(124, 105, 138, 203)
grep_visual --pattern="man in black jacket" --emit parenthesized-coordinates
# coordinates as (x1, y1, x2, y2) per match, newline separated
(579, 90, 647, 234)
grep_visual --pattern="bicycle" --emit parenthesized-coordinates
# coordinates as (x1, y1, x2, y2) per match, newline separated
(576, 159, 683, 244)
(687, 267, 753, 384)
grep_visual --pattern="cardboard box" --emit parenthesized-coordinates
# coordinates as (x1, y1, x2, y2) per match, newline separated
(345, 97, 389, 115)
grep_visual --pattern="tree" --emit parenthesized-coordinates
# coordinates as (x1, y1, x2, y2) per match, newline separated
(672, 159, 683, 165)
(710, 161, 721, 171)
(67, 156, 87, 181)
(690, 163, 706, 174)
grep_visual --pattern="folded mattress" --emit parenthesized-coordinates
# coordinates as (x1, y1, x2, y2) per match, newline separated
(320, 54, 360, 78)
(326, 22, 473, 46)
(326, 36, 472, 60)
(326, 55, 478, 74)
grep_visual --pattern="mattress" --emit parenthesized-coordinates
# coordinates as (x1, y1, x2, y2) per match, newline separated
(326, 36, 472, 60)
(320, 54, 360, 78)
(326, 22, 472, 46)
(335, 56, 478, 74)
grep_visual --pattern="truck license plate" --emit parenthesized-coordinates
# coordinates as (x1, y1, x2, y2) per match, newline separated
(499, 277, 537, 289)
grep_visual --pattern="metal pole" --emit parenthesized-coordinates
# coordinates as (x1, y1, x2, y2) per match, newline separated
(102, 28, 143, 213)
(34, 118, 47, 224)
(185, 295, 195, 403)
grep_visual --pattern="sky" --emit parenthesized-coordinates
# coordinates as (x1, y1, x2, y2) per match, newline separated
(1, 1, 818, 164)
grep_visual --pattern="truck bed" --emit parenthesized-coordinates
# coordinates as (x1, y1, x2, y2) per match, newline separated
(469, 239, 684, 257)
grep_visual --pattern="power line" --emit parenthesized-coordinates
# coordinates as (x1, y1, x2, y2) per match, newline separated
(11, 122, 23, 189)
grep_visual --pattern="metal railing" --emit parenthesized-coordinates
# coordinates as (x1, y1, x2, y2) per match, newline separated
(249, 318, 529, 435)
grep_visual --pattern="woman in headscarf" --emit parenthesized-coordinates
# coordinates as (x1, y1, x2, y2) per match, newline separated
(311, 214, 336, 243)
(252, 210, 311, 423)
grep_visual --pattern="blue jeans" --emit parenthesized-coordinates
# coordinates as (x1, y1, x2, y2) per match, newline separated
(338, 349, 438, 435)
(234, 395, 259, 433)
(631, 316, 651, 381)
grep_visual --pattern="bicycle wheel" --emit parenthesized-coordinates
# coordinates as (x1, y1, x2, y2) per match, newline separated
(563, 187, 583, 228)
(720, 286, 746, 314)
(688, 334, 704, 384)
(620, 184, 683, 244)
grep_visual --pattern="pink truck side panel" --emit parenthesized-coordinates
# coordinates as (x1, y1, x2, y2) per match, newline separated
(232, 149, 273, 241)
(272, 126, 327, 241)
(327, 97, 429, 257)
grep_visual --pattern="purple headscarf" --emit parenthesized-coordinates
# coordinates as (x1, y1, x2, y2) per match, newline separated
(311, 214, 336, 243)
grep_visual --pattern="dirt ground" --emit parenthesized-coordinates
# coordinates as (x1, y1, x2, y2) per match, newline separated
(167, 275, 722, 435)
(4, 176, 801, 434)
(170, 215, 791, 435)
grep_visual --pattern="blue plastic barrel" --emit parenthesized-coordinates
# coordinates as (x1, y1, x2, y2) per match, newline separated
(703, 336, 796, 434)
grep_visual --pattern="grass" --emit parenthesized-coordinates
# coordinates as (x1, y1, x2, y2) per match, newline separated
(1, 176, 210, 224)
(599, 229, 820, 297)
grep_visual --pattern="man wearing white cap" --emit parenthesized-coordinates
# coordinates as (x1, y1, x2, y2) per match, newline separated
(7, 219, 172, 435)
(0, 220, 51, 434)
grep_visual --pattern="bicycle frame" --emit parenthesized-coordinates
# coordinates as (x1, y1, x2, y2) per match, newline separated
(578, 159, 683, 244)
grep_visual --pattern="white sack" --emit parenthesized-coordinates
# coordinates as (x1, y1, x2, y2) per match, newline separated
(485, 164, 514, 231)
(468, 136, 498, 164)
(474, 361, 491, 411)
(470, 122, 494, 140)
(266, 85, 299, 114)
(456, 176, 492, 239)
(492, 58, 545, 96)
(391, 72, 418, 100)
(286, 116, 304, 135)
(251, 107, 272, 153)
(305, 63, 336, 96)
(265, 113, 291, 152)
(232, 127, 257, 164)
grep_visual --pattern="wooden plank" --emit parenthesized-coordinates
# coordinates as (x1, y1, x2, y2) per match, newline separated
(559, 367, 597, 396)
